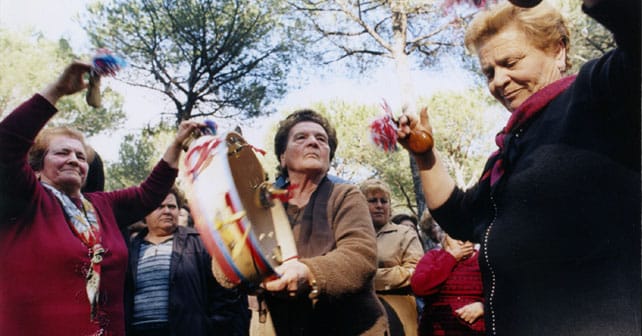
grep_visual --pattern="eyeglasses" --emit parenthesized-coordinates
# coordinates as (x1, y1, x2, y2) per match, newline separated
(367, 198, 389, 204)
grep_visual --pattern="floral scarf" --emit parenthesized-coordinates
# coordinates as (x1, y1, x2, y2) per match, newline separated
(41, 182, 104, 321)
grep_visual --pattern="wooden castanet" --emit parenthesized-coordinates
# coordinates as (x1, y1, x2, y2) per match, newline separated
(406, 129, 434, 155)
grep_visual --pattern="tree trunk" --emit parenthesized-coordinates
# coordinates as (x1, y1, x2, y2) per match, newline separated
(391, 0, 426, 218)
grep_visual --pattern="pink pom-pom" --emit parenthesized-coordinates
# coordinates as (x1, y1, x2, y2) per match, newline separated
(370, 99, 402, 152)
(369, 115, 398, 152)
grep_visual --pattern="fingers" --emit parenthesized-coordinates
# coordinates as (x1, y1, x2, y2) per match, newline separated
(455, 306, 474, 323)
(396, 114, 415, 139)
(263, 276, 288, 292)
(396, 107, 434, 155)
(71, 60, 93, 74)
(175, 120, 206, 143)
(263, 260, 311, 295)
(263, 270, 296, 293)
(42, 61, 92, 105)
(455, 302, 483, 324)
(65, 61, 92, 90)
(418, 107, 431, 130)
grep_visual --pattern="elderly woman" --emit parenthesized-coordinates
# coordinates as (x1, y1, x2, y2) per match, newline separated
(256, 109, 387, 335)
(360, 179, 424, 336)
(126, 187, 249, 335)
(397, 0, 640, 335)
(0, 61, 201, 335)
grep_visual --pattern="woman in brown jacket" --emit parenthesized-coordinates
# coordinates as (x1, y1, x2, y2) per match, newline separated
(253, 109, 387, 336)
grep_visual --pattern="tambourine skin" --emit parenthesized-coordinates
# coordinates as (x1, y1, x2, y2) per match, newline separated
(182, 132, 297, 288)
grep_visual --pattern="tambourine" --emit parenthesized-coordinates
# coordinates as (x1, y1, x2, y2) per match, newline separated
(181, 131, 297, 288)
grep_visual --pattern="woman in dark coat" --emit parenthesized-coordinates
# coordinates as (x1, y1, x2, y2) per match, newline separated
(397, 0, 640, 335)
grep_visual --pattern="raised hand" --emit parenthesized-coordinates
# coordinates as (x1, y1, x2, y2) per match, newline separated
(41, 61, 92, 105)
(444, 237, 475, 261)
(397, 107, 434, 155)
(163, 120, 206, 168)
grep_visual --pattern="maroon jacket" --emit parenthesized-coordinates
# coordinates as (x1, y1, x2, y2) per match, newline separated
(0, 95, 177, 335)
(411, 249, 484, 336)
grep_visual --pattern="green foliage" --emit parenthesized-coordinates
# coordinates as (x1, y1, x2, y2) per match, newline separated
(0, 29, 126, 136)
(552, 0, 615, 73)
(83, 0, 294, 124)
(0, 29, 63, 115)
(105, 123, 175, 190)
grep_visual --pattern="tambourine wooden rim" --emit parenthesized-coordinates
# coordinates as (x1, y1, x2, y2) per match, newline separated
(182, 131, 296, 287)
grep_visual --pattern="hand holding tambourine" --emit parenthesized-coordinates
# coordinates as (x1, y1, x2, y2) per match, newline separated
(181, 125, 298, 289)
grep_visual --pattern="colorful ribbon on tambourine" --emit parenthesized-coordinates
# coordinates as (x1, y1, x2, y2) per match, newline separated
(185, 137, 223, 179)
(182, 129, 298, 287)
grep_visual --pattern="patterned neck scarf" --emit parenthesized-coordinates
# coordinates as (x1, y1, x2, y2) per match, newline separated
(481, 75, 577, 188)
(41, 182, 104, 321)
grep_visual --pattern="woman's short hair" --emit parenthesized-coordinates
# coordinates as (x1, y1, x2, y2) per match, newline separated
(359, 179, 391, 201)
(273, 109, 338, 178)
(142, 186, 184, 224)
(168, 186, 185, 209)
(465, 1, 571, 72)
(28, 126, 88, 171)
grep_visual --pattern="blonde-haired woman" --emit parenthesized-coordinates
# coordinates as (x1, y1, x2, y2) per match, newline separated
(360, 179, 424, 336)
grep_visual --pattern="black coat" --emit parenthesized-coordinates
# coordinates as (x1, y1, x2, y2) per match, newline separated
(125, 226, 250, 335)
(432, 1, 640, 335)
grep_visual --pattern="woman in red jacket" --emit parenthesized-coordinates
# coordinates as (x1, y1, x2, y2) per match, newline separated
(411, 234, 484, 336)
(0, 61, 201, 336)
